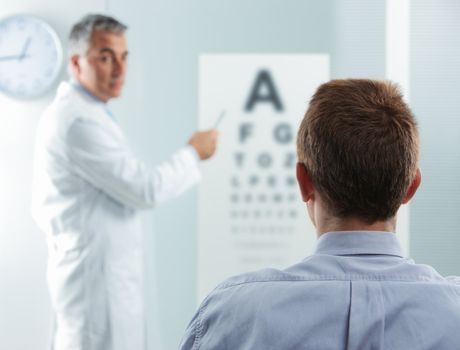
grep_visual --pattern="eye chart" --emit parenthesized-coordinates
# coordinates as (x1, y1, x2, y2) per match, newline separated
(198, 54, 329, 301)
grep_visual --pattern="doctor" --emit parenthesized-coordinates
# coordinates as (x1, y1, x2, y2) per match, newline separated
(31, 14, 217, 350)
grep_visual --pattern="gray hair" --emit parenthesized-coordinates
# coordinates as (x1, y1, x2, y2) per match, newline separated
(68, 14, 127, 56)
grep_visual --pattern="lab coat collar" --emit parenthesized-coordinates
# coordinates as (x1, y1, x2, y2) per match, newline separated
(64, 80, 115, 120)
(67, 79, 104, 102)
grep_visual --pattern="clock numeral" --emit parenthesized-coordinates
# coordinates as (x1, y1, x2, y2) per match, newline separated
(16, 19, 26, 31)
(16, 84, 26, 93)
(45, 68, 54, 77)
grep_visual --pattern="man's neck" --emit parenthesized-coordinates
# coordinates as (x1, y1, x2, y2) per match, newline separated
(71, 78, 108, 103)
(316, 216, 396, 238)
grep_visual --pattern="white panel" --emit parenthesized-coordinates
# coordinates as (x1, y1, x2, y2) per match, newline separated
(386, 0, 410, 99)
(386, 0, 411, 255)
(198, 54, 329, 301)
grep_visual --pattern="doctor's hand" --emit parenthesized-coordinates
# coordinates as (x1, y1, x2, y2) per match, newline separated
(188, 129, 219, 161)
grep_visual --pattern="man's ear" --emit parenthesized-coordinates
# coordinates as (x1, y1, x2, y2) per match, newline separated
(402, 168, 421, 204)
(296, 162, 315, 203)
(69, 55, 81, 77)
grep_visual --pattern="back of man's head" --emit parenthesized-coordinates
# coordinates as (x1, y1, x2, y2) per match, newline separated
(297, 79, 419, 223)
(68, 14, 127, 56)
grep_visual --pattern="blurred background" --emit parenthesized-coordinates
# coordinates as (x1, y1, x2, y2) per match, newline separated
(0, 0, 459, 349)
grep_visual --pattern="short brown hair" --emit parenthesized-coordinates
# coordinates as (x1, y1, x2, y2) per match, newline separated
(297, 79, 419, 222)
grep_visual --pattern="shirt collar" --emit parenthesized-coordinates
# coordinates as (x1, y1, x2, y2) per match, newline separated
(69, 80, 115, 120)
(314, 231, 404, 258)
(70, 79, 105, 104)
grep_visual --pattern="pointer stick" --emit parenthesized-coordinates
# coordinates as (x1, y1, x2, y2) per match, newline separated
(214, 110, 226, 129)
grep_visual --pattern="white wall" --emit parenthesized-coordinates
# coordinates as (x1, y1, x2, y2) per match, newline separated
(0, 2, 105, 349)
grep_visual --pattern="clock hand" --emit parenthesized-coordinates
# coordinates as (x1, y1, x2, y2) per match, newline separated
(0, 54, 31, 61)
(19, 37, 32, 62)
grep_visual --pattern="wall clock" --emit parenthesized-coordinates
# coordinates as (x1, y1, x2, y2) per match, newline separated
(0, 15, 63, 99)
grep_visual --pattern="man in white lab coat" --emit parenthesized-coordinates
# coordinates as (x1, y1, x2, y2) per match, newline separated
(31, 14, 217, 350)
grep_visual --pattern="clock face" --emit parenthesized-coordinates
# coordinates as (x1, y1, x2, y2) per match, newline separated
(0, 15, 63, 99)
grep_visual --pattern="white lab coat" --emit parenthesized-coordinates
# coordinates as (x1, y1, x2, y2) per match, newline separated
(31, 81, 201, 350)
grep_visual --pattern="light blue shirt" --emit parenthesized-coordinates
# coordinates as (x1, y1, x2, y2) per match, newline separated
(180, 232, 460, 349)
(70, 80, 115, 120)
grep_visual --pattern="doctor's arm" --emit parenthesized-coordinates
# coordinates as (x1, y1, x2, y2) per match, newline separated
(66, 118, 216, 209)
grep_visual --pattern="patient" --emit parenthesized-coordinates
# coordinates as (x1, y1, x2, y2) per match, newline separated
(179, 79, 460, 349)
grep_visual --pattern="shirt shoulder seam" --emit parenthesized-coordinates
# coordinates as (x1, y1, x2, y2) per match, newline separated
(192, 294, 212, 349)
(216, 275, 447, 290)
